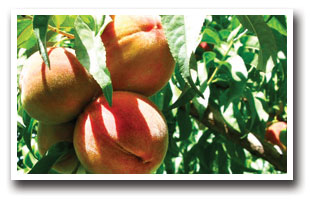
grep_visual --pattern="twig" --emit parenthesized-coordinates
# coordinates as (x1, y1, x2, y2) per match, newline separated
(47, 25, 75, 39)
(21, 15, 75, 39)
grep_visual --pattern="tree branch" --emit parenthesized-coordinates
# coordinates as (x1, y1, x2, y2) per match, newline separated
(185, 103, 287, 172)
(47, 25, 75, 39)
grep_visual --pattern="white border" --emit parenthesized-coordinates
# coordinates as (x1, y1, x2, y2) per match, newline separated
(11, 8, 293, 180)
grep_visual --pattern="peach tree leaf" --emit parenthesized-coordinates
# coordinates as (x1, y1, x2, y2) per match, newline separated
(176, 108, 192, 141)
(50, 15, 67, 29)
(23, 152, 36, 169)
(218, 143, 230, 173)
(220, 102, 241, 133)
(192, 79, 210, 120)
(267, 15, 287, 36)
(168, 85, 196, 110)
(161, 15, 205, 98)
(33, 15, 50, 68)
(21, 112, 37, 159)
(280, 130, 287, 147)
(29, 141, 74, 174)
(74, 15, 113, 106)
(59, 15, 77, 28)
(226, 54, 248, 82)
(201, 28, 221, 45)
(244, 87, 257, 131)
(80, 15, 96, 31)
(237, 15, 278, 72)
(93, 15, 106, 35)
(17, 18, 33, 47)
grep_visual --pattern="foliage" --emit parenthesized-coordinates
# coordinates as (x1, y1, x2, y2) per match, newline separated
(16, 14, 287, 174)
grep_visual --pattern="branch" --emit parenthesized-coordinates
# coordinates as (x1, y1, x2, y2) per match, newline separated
(185, 103, 287, 172)
(47, 25, 75, 39)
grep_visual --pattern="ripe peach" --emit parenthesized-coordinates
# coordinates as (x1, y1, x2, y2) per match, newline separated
(73, 91, 168, 174)
(101, 15, 175, 97)
(199, 42, 213, 51)
(265, 121, 287, 150)
(19, 47, 101, 124)
(37, 121, 79, 174)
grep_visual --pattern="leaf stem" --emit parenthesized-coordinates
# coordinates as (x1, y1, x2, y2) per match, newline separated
(207, 66, 219, 85)
(206, 25, 245, 86)
(207, 40, 234, 85)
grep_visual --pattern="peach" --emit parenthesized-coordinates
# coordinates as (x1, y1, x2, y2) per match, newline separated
(73, 91, 168, 174)
(101, 15, 175, 97)
(265, 121, 287, 150)
(199, 42, 213, 51)
(19, 47, 101, 124)
(37, 121, 79, 174)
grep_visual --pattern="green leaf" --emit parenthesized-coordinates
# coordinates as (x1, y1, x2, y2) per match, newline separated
(163, 83, 173, 110)
(233, 102, 246, 134)
(227, 24, 242, 42)
(225, 141, 246, 174)
(51, 15, 67, 29)
(192, 79, 210, 120)
(244, 88, 257, 131)
(222, 80, 246, 104)
(201, 28, 221, 45)
(219, 29, 231, 41)
(18, 33, 37, 50)
(203, 51, 216, 66)
(168, 85, 196, 110)
(93, 15, 106, 35)
(150, 83, 173, 111)
(271, 28, 287, 55)
(237, 15, 278, 72)
(218, 143, 230, 174)
(221, 102, 241, 133)
(174, 63, 186, 90)
(239, 35, 259, 50)
(267, 16, 287, 36)
(254, 95, 269, 122)
(60, 15, 77, 27)
(200, 143, 217, 173)
(226, 54, 248, 82)
(23, 152, 33, 168)
(192, 59, 210, 119)
(33, 15, 50, 68)
(155, 163, 165, 174)
(74, 15, 113, 106)
(167, 135, 179, 158)
(188, 53, 204, 98)
(80, 15, 96, 31)
(29, 142, 73, 174)
(280, 130, 287, 147)
(176, 108, 192, 140)
(150, 89, 164, 110)
(161, 15, 205, 98)
(23, 151, 38, 169)
(22, 108, 31, 127)
(17, 19, 33, 47)
(22, 112, 37, 158)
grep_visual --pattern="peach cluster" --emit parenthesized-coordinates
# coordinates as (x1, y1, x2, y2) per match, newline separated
(19, 15, 174, 174)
